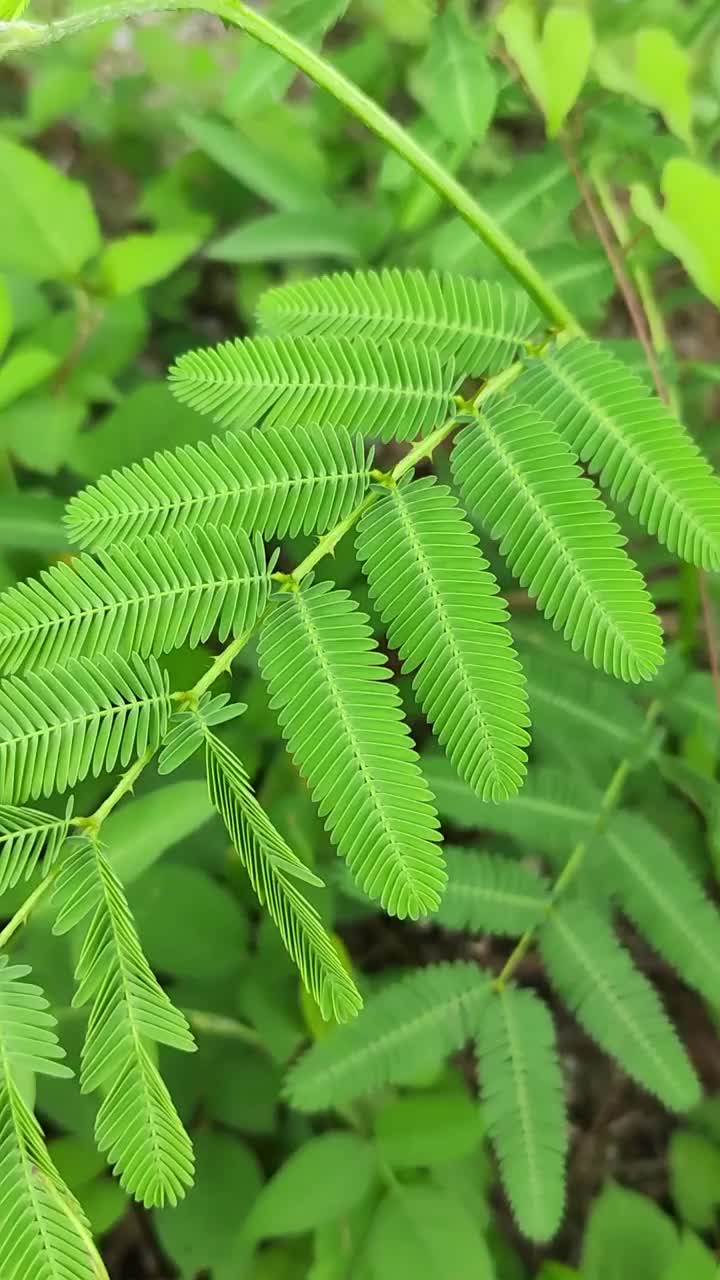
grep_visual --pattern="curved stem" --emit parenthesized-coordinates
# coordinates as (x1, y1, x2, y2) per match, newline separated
(4, 0, 579, 332)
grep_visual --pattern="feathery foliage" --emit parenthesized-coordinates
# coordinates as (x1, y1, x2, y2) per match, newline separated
(0, 654, 170, 804)
(0, 957, 104, 1280)
(0, 527, 271, 675)
(436, 848, 550, 936)
(258, 582, 445, 919)
(516, 340, 720, 570)
(521, 647, 648, 769)
(476, 988, 566, 1242)
(540, 900, 700, 1111)
(53, 838, 196, 1206)
(286, 962, 491, 1111)
(424, 754, 601, 857)
(64, 425, 372, 551)
(169, 335, 457, 439)
(356, 476, 529, 800)
(205, 730, 362, 1021)
(606, 812, 720, 1006)
(452, 398, 665, 682)
(0, 798, 73, 892)
(257, 269, 534, 375)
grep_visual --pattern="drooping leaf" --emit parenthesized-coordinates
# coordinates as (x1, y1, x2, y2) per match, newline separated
(259, 582, 445, 919)
(53, 838, 196, 1207)
(452, 399, 664, 682)
(357, 477, 529, 799)
(0, 138, 100, 281)
(541, 900, 700, 1111)
(286, 962, 491, 1110)
(476, 987, 566, 1241)
(516, 339, 720, 570)
(437, 848, 550, 936)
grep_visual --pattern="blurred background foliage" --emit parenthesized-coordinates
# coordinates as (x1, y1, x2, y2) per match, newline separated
(1, 0, 720, 1275)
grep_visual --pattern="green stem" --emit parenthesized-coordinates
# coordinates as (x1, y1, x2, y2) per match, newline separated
(5, 0, 579, 332)
(495, 700, 662, 990)
(0, 872, 56, 949)
(85, 747, 153, 831)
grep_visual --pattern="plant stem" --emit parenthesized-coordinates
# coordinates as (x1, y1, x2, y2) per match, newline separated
(495, 700, 662, 990)
(87, 747, 154, 831)
(0, 872, 56, 949)
(4, 0, 578, 332)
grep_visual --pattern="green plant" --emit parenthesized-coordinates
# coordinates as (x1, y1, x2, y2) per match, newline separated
(0, 1, 719, 1277)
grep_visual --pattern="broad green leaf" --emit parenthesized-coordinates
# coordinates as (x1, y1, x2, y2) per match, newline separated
(0, 397, 84, 474)
(498, 1, 592, 135)
(497, 0, 546, 108)
(103, 781, 215, 884)
(245, 1132, 377, 1240)
(0, 494, 69, 552)
(100, 226, 207, 295)
(68, 382, 210, 477)
(541, 4, 594, 136)
(582, 1184, 678, 1280)
(412, 4, 497, 146)
(0, 277, 11, 356)
(155, 1131, 263, 1280)
(634, 27, 693, 144)
(367, 1184, 495, 1280)
(0, 138, 100, 281)
(631, 158, 720, 307)
(0, 341, 61, 410)
(373, 1092, 483, 1168)
(669, 1129, 720, 1231)
(130, 863, 248, 979)
(181, 113, 326, 210)
(0, 0, 30, 14)
(662, 1232, 717, 1280)
(206, 210, 369, 265)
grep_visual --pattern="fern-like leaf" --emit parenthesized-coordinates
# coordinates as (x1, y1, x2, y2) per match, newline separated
(540, 899, 699, 1111)
(516, 340, 720, 570)
(606, 812, 720, 1006)
(437, 848, 550, 936)
(257, 270, 533, 375)
(424, 755, 600, 858)
(259, 582, 445, 919)
(53, 838, 195, 1206)
(356, 476, 529, 800)
(521, 647, 648, 770)
(0, 527, 270, 676)
(286, 962, 491, 1111)
(64, 425, 372, 551)
(0, 654, 171, 805)
(452, 399, 664, 682)
(475, 988, 566, 1241)
(0, 957, 105, 1280)
(205, 731, 362, 1022)
(170, 335, 456, 439)
(0, 799, 73, 893)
